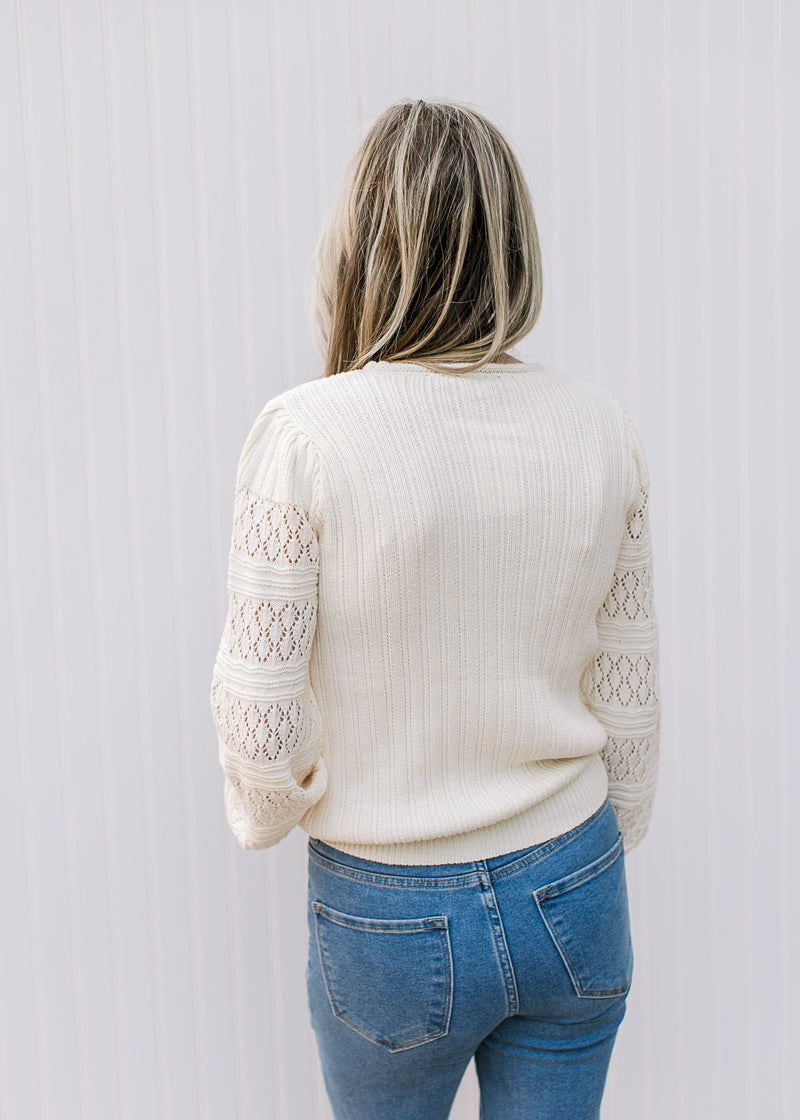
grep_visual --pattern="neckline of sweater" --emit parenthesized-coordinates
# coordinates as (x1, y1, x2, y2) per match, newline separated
(363, 359, 543, 377)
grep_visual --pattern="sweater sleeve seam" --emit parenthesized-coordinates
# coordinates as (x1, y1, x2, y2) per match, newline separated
(269, 400, 326, 537)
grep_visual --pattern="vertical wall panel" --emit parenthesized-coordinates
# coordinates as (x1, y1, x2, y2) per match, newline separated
(1, 1, 797, 1117)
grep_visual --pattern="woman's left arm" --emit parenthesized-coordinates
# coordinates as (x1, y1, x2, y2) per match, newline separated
(209, 404, 327, 850)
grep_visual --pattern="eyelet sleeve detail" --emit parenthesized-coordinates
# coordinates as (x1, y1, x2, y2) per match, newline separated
(210, 483, 326, 850)
(580, 441, 661, 853)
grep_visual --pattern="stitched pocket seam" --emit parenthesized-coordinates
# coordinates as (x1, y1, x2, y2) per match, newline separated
(531, 834, 632, 999)
(312, 904, 454, 1051)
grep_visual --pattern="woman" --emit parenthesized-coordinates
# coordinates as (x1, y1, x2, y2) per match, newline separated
(210, 98, 661, 1119)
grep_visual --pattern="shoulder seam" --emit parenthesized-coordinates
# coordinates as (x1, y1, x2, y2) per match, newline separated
(268, 398, 326, 534)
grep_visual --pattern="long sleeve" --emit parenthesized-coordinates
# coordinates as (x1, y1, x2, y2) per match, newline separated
(580, 408, 661, 852)
(209, 401, 327, 850)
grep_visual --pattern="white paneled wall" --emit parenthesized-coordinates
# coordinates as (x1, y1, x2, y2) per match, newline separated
(1, 1, 797, 1117)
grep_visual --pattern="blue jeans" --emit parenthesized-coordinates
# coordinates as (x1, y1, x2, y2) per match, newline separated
(306, 796, 633, 1120)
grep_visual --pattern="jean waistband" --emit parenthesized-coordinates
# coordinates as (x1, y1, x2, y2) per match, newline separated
(307, 796, 615, 881)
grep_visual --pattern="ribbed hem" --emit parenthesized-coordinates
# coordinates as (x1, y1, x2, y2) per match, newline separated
(305, 753, 610, 866)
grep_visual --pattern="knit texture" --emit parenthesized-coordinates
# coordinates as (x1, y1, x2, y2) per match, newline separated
(210, 360, 661, 863)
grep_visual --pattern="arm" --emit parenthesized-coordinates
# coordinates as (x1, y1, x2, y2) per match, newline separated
(580, 411, 661, 852)
(209, 407, 327, 850)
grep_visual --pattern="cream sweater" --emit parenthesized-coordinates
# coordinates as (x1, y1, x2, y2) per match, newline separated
(209, 359, 661, 864)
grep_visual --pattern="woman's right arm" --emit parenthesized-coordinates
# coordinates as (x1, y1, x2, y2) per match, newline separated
(580, 410, 662, 853)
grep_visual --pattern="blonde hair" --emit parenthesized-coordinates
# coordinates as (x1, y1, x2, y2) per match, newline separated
(308, 98, 543, 378)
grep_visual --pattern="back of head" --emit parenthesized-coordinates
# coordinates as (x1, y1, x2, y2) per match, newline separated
(309, 98, 543, 378)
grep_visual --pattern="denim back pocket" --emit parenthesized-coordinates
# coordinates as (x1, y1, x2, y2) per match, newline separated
(311, 901, 454, 1052)
(531, 832, 633, 999)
